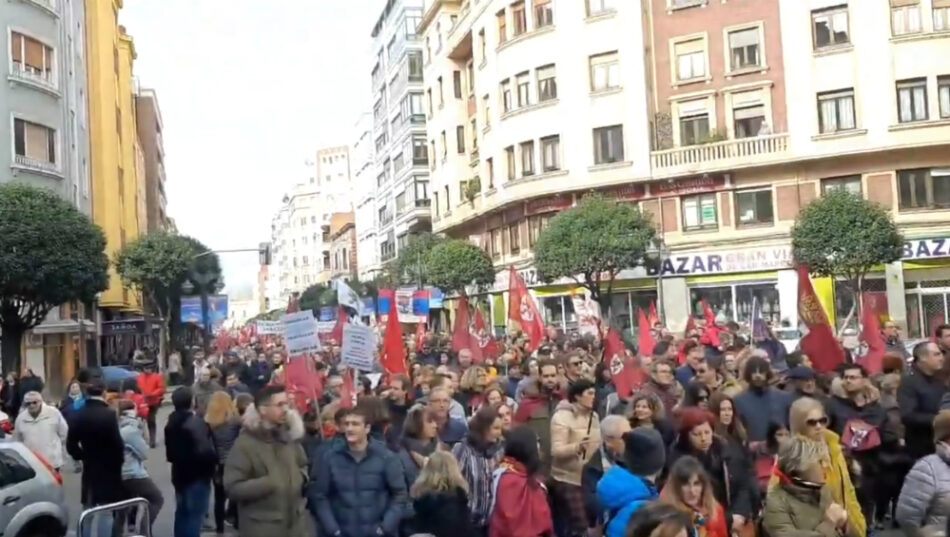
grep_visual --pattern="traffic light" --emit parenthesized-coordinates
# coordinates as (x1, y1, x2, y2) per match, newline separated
(258, 242, 272, 265)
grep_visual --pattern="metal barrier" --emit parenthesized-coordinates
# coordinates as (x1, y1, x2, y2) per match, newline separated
(77, 497, 151, 537)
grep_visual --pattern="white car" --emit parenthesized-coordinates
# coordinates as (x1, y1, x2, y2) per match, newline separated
(0, 440, 67, 537)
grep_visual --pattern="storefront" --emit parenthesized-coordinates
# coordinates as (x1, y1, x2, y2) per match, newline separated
(897, 237, 950, 338)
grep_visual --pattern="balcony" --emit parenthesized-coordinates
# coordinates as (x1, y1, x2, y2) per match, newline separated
(12, 154, 61, 178)
(9, 63, 58, 94)
(650, 133, 790, 178)
(25, 0, 58, 15)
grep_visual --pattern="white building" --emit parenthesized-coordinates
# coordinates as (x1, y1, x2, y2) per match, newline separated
(315, 145, 353, 213)
(352, 112, 380, 280)
(370, 0, 432, 268)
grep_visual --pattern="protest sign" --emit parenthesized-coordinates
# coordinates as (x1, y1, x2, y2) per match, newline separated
(255, 320, 283, 335)
(341, 323, 376, 371)
(282, 310, 322, 356)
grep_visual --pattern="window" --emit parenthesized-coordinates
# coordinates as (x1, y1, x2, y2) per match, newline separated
(897, 78, 928, 123)
(520, 141, 536, 176)
(444, 185, 450, 211)
(456, 125, 465, 153)
(486, 158, 495, 188)
(490, 228, 503, 258)
(516, 72, 530, 107)
(528, 215, 550, 246)
(405, 91, 425, 120)
(497, 10, 507, 44)
(509, 223, 522, 253)
(13, 118, 56, 167)
(939, 76, 950, 118)
(679, 112, 709, 146)
(427, 90, 433, 118)
(587, 0, 616, 16)
(674, 39, 706, 81)
(437, 77, 444, 107)
(728, 28, 761, 71)
(429, 140, 436, 169)
(505, 146, 516, 180)
(822, 176, 862, 196)
(534, 0, 553, 28)
(734, 105, 765, 138)
(736, 189, 774, 226)
(453, 71, 462, 99)
(501, 79, 513, 112)
(479, 29, 487, 62)
(440, 131, 447, 158)
(483, 94, 491, 126)
(436, 22, 442, 51)
(415, 179, 429, 204)
(408, 51, 423, 81)
(466, 62, 475, 94)
(898, 168, 950, 210)
(471, 119, 478, 150)
(891, 3, 922, 36)
(590, 52, 620, 91)
(512, 2, 527, 36)
(682, 194, 718, 231)
(434, 192, 440, 216)
(541, 135, 560, 171)
(406, 14, 421, 37)
(537, 64, 557, 101)
(393, 152, 405, 173)
(593, 125, 624, 164)
(812, 6, 850, 49)
(10, 32, 54, 84)
(817, 89, 856, 133)
(936, 6, 950, 31)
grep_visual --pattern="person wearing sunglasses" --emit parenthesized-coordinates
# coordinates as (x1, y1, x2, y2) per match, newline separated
(784, 397, 866, 537)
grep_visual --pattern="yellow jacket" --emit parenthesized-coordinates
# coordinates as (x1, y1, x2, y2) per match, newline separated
(769, 430, 866, 537)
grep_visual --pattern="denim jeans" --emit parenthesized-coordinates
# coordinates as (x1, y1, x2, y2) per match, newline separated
(174, 480, 211, 537)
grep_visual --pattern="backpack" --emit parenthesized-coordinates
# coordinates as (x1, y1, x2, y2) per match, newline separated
(842, 419, 881, 452)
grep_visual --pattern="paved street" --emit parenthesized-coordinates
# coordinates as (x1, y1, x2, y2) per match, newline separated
(62, 404, 235, 537)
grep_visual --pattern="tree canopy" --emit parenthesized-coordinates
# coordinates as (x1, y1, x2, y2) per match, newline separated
(394, 232, 446, 286)
(534, 193, 657, 309)
(792, 188, 903, 326)
(426, 239, 495, 295)
(0, 184, 109, 372)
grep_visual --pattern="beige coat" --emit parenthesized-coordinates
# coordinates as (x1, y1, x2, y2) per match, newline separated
(550, 399, 600, 486)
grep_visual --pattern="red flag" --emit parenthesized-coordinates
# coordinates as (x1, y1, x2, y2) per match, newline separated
(858, 297, 887, 375)
(508, 266, 543, 353)
(684, 316, 697, 336)
(286, 293, 300, 314)
(605, 327, 644, 399)
(330, 306, 347, 343)
(638, 308, 656, 357)
(340, 368, 356, 409)
(699, 299, 721, 348)
(416, 321, 426, 352)
(473, 307, 500, 361)
(452, 296, 474, 354)
(380, 299, 408, 375)
(285, 356, 323, 413)
(649, 301, 659, 326)
(797, 265, 846, 373)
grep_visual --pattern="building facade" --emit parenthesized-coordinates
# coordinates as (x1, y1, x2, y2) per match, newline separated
(135, 87, 169, 232)
(417, 0, 950, 336)
(371, 0, 432, 268)
(353, 112, 380, 281)
(329, 212, 358, 281)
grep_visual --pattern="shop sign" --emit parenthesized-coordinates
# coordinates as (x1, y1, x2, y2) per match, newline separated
(647, 246, 794, 276)
(101, 319, 147, 336)
(525, 194, 573, 215)
(602, 183, 647, 202)
(650, 174, 728, 197)
(902, 237, 950, 260)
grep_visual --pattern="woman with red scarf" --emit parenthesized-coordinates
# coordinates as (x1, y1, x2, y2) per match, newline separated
(489, 426, 553, 537)
(660, 456, 728, 537)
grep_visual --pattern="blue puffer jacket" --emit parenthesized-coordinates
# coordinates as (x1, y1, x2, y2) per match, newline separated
(596, 465, 658, 537)
(313, 440, 408, 537)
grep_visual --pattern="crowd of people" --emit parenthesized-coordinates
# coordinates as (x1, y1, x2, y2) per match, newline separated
(9, 317, 950, 537)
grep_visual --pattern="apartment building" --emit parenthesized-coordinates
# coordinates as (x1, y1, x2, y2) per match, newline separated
(352, 112, 380, 280)
(418, 0, 653, 329)
(370, 0, 432, 268)
(135, 87, 170, 232)
(420, 0, 950, 335)
(329, 212, 358, 281)
(1, 0, 96, 388)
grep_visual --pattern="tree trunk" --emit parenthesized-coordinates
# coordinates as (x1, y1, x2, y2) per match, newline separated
(1, 326, 24, 376)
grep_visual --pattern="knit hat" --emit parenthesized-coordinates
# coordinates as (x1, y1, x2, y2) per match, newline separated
(934, 410, 950, 443)
(622, 428, 666, 478)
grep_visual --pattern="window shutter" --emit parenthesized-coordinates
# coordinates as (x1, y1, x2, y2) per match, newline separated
(11, 33, 23, 63)
(933, 0, 950, 7)
(889, 0, 919, 6)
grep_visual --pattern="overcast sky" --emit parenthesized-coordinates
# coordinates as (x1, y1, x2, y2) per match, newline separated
(121, 0, 386, 294)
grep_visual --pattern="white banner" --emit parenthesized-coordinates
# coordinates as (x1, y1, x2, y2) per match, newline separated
(341, 323, 376, 372)
(571, 292, 602, 337)
(282, 311, 322, 356)
(255, 320, 284, 335)
(335, 280, 363, 313)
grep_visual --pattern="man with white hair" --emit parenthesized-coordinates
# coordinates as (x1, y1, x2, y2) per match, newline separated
(14, 391, 68, 470)
(581, 415, 631, 531)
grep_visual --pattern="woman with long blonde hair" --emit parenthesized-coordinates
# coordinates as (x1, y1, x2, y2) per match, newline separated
(205, 391, 241, 533)
(409, 451, 476, 537)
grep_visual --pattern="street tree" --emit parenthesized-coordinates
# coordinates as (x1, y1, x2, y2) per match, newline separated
(534, 193, 657, 313)
(114, 231, 221, 355)
(394, 232, 446, 286)
(426, 239, 495, 295)
(0, 184, 109, 373)
(792, 188, 903, 332)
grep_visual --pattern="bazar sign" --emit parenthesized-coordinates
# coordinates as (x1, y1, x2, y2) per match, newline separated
(648, 246, 794, 276)
(903, 238, 950, 260)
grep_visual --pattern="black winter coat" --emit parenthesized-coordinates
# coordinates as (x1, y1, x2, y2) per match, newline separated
(164, 409, 217, 490)
(668, 436, 757, 519)
(411, 488, 477, 537)
(899, 367, 947, 458)
(65, 398, 125, 504)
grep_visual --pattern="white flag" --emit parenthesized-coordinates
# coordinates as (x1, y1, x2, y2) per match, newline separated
(335, 280, 362, 314)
